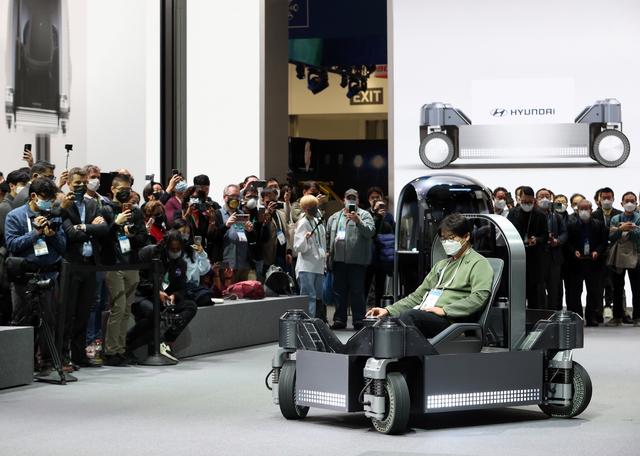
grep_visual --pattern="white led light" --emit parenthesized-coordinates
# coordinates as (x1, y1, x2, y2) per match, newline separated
(426, 389, 541, 410)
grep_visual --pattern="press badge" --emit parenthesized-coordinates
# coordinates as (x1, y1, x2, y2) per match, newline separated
(419, 289, 443, 310)
(336, 228, 346, 241)
(318, 247, 326, 258)
(118, 234, 131, 254)
(277, 230, 286, 245)
(33, 238, 49, 257)
(237, 230, 248, 243)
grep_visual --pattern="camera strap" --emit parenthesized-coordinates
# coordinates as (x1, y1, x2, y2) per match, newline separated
(27, 214, 49, 257)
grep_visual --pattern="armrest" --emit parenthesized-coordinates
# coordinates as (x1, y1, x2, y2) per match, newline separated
(428, 323, 482, 348)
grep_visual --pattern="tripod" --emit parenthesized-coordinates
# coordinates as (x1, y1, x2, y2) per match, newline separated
(24, 276, 77, 385)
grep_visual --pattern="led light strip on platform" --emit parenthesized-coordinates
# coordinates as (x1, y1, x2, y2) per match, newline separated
(426, 388, 541, 410)
(297, 389, 346, 407)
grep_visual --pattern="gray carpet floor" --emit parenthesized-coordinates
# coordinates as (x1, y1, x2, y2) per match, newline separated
(1, 326, 639, 456)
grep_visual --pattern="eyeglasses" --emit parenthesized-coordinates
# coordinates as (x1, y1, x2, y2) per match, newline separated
(441, 234, 461, 241)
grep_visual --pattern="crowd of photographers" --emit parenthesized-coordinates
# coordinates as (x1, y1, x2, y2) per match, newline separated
(494, 185, 640, 327)
(0, 151, 396, 377)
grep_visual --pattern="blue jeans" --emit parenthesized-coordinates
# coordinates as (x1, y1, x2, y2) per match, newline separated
(86, 271, 108, 344)
(332, 262, 367, 325)
(298, 271, 323, 317)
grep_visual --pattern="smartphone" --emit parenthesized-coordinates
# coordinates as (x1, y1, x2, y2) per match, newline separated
(24, 144, 32, 152)
(275, 201, 285, 210)
(122, 203, 132, 212)
(172, 169, 181, 176)
(235, 214, 250, 223)
(347, 203, 357, 213)
(194, 235, 202, 246)
(65, 144, 73, 151)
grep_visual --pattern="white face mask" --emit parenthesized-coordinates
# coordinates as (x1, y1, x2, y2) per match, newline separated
(601, 199, 613, 210)
(555, 204, 567, 214)
(441, 238, 466, 256)
(521, 203, 534, 213)
(578, 210, 591, 222)
(537, 198, 551, 210)
(624, 202, 637, 213)
(494, 199, 507, 210)
(245, 197, 257, 210)
(87, 178, 100, 192)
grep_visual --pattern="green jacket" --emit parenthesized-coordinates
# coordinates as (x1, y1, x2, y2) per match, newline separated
(609, 211, 640, 251)
(387, 248, 493, 320)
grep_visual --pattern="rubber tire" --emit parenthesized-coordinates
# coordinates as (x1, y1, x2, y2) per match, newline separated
(592, 129, 630, 167)
(539, 362, 592, 418)
(419, 132, 455, 169)
(371, 372, 411, 435)
(278, 360, 309, 420)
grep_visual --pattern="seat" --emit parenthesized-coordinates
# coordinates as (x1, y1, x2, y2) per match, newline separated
(428, 258, 504, 354)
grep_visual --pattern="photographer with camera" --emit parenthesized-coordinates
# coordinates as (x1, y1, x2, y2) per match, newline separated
(5, 177, 66, 376)
(100, 174, 147, 366)
(326, 189, 375, 330)
(217, 184, 254, 282)
(366, 198, 395, 308)
(60, 167, 109, 369)
(143, 200, 168, 244)
(181, 185, 223, 261)
(127, 230, 198, 363)
(12, 160, 58, 208)
(260, 187, 289, 278)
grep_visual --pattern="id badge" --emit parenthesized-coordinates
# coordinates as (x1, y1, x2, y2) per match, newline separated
(34, 238, 49, 257)
(118, 234, 131, 254)
(336, 229, 346, 241)
(277, 230, 286, 245)
(237, 230, 248, 243)
(318, 247, 326, 258)
(420, 289, 443, 310)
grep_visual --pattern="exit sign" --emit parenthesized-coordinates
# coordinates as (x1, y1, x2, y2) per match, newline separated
(350, 88, 384, 106)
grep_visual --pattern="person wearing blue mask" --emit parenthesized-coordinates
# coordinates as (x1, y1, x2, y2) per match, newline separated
(5, 177, 67, 377)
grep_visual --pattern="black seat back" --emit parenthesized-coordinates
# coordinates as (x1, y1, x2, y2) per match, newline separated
(480, 257, 504, 338)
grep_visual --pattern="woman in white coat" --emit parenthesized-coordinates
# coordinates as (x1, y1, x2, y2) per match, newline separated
(293, 195, 327, 320)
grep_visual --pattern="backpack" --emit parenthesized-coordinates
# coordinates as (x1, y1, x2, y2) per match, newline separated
(222, 280, 266, 300)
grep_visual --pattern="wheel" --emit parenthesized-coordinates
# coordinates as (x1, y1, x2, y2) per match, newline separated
(592, 129, 630, 167)
(418, 132, 455, 169)
(278, 360, 309, 420)
(539, 362, 592, 418)
(370, 372, 411, 434)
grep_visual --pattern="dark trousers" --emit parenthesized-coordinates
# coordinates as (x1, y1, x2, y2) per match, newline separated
(332, 262, 367, 325)
(611, 266, 640, 320)
(365, 265, 388, 308)
(565, 261, 604, 322)
(398, 309, 451, 338)
(126, 296, 197, 351)
(0, 285, 12, 325)
(541, 251, 563, 310)
(64, 268, 96, 363)
(11, 281, 58, 365)
(525, 251, 543, 309)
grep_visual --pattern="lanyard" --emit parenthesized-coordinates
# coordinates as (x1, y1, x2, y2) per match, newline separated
(77, 202, 86, 224)
(26, 214, 33, 232)
(433, 250, 468, 290)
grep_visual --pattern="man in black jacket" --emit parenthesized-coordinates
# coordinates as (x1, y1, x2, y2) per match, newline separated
(101, 174, 148, 366)
(60, 168, 109, 367)
(566, 200, 608, 325)
(592, 187, 623, 319)
(508, 186, 548, 308)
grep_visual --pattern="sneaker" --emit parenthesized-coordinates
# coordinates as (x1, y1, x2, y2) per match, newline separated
(603, 307, 613, 319)
(605, 318, 622, 327)
(353, 321, 364, 331)
(634, 319, 640, 327)
(103, 354, 125, 367)
(85, 343, 96, 360)
(622, 315, 634, 325)
(123, 351, 139, 365)
(160, 342, 178, 362)
(330, 321, 347, 330)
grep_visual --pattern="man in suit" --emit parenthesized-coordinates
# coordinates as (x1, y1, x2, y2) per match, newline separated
(60, 167, 109, 368)
(566, 200, 608, 325)
(508, 186, 548, 308)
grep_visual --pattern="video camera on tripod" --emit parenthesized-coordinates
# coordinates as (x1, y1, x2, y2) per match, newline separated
(5, 256, 58, 287)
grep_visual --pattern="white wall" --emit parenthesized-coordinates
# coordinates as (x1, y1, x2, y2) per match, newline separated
(86, 0, 159, 192)
(187, 0, 261, 201)
(390, 0, 640, 205)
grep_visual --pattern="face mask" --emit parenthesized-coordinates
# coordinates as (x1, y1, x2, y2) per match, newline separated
(307, 206, 319, 217)
(189, 197, 200, 207)
(227, 198, 239, 209)
(624, 202, 637, 213)
(168, 250, 182, 260)
(245, 197, 257, 211)
(578, 210, 591, 222)
(175, 181, 188, 193)
(601, 199, 613, 210)
(35, 198, 53, 212)
(494, 199, 507, 210)
(74, 185, 87, 200)
(441, 238, 465, 256)
(14, 184, 25, 196)
(152, 191, 163, 200)
(521, 203, 534, 213)
(87, 178, 100, 192)
(537, 198, 551, 209)
(555, 204, 567, 214)
(181, 233, 190, 242)
(115, 189, 131, 203)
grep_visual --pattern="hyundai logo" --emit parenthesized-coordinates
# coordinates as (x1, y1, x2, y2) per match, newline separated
(491, 108, 506, 117)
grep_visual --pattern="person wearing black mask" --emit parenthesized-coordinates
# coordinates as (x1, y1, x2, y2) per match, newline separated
(60, 167, 109, 369)
(508, 186, 548, 308)
(566, 200, 608, 325)
(127, 230, 198, 363)
(100, 174, 148, 366)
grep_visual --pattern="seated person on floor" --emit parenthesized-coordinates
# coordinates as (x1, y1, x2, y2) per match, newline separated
(366, 214, 493, 338)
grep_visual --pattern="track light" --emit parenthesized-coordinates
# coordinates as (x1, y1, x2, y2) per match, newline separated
(340, 71, 348, 88)
(346, 76, 363, 99)
(307, 68, 329, 94)
(295, 63, 305, 80)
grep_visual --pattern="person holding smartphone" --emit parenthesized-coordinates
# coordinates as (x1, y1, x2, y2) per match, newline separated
(217, 184, 254, 283)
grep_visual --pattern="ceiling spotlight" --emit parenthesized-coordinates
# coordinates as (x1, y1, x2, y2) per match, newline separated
(340, 71, 348, 88)
(346, 76, 363, 99)
(307, 68, 329, 94)
(295, 63, 305, 80)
